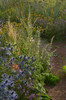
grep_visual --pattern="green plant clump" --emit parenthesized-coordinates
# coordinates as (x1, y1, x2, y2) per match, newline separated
(62, 65, 66, 74)
(44, 73, 60, 86)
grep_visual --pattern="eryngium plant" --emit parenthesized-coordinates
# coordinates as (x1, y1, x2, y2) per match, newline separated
(0, 35, 41, 100)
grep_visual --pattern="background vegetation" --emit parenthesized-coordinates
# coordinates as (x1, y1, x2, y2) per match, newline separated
(0, 0, 66, 41)
(0, 0, 65, 100)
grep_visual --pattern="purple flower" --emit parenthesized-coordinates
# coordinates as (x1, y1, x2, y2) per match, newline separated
(22, 89, 25, 93)
(28, 94, 35, 99)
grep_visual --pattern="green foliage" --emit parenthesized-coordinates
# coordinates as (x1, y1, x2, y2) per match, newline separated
(41, 93, 50, 100)
(62, 65, 66, 74)
(0, 10, 7, 20)
(44, 73, 60, 85)
(44, 24, 55, 41)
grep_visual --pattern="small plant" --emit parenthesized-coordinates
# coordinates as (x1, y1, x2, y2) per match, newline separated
(44, 73, 60, 86)
(41, 93, 50, 100)
(62, 65, 66, 74)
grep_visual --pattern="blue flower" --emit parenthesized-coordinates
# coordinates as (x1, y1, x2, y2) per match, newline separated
(32, 56, 36, 62)
(18, 56, 22, 59)
(10, 82, 14, 87)
(8, 43, 11, 47)
(7, 52, 11, 56)
(5, 90, 9, 95)
(8, 75, 13, 79)
(0, 84, 5, 88)
(10, 57, 15, 61)
(10, 47, 13, 51)
(9, 61, 13, 65)
(1, 73, 7, 78)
